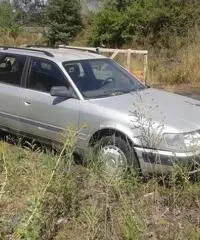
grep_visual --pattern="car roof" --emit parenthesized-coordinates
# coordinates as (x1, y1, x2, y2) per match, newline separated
(0, 47, 106, 62)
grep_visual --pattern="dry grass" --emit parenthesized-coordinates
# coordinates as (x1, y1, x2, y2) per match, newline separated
(0, 28, 45, 47)
(0, 138, 200, 240)
(148, 30, 200, 87)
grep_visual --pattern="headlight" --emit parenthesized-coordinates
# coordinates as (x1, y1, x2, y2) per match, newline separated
(163, 132, 200, 152)
(184, 132, 200, 149)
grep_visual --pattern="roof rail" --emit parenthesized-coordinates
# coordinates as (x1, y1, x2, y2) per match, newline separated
(26, 44, 59, 49)
(0, 46, 54, 57)
(58, 45, 99, 54)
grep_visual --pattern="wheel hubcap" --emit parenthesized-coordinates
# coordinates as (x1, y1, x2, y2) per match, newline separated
(98, 145, 128, 173)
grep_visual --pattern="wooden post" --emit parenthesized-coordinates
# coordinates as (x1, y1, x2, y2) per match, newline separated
(110, 49, 119, 59)
(144, 54, 148, 85)
(127, 49, 131, 71)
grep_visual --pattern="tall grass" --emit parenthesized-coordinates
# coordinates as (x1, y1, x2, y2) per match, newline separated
(148, 29, 200, 87)
(0, 135, 200, 240)
(0, 28, 45, 47)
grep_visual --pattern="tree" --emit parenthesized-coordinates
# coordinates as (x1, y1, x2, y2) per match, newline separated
(104, 0, 131, 11)
(0, 2, 21, 40)
(13, 0, 45, 25)
(45, 0, 82, 46)
(13, 0, 45, 12)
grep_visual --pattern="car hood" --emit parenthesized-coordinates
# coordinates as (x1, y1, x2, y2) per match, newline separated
(89, 88, 200, 133)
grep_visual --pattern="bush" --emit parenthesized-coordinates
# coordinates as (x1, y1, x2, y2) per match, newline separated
(89, 9, 125, 47)
(89, 0, 200, 48)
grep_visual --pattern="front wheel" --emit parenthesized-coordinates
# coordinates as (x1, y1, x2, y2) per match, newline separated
(95, 135, 140, 174)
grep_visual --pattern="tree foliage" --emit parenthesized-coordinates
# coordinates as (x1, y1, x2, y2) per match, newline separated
(45, 0, 82, 46)
(0, 2, 19, 29)
(13, 0, 45, 12)
(0, 2, 21, 39)
(13, 0, 45, 25)
(90, 0, 200, 48)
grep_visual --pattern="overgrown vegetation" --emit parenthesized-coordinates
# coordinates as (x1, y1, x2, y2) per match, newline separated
(0, 137, 200, 240)
(89, 0, 200, 48)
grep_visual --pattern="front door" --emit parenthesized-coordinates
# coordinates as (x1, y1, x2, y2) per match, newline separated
(20, 57, 80, 142)
(0, 53, 27, 132)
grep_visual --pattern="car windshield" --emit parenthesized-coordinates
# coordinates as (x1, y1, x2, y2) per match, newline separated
(63, 58, 146, 99)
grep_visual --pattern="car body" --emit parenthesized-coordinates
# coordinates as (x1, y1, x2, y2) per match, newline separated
(0, 46, 200, 175)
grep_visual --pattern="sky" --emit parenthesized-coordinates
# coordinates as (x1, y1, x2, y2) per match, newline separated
(81, 0, 99, 12)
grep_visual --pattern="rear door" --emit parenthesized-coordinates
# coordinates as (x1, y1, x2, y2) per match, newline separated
(0, 53, 27, 132)
(20, 57, 80, 142)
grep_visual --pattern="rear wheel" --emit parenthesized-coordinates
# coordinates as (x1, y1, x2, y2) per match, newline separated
(95, 135, 140, 174)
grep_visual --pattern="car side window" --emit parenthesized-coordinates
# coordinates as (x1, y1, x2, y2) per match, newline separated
(28, 58, 68, 93)
(0, 54, 26, 86)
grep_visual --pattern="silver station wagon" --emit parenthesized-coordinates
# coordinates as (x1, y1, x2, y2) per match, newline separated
(0, 46, 200, 175)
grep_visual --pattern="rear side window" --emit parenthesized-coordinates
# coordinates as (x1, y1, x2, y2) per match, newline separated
(28, 58, 68, 93)
(0, 54, 26, 86)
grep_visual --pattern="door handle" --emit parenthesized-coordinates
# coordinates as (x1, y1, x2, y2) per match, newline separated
(24, 101, 31, 106)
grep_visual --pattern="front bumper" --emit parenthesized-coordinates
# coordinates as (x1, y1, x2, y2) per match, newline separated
(135, 147, 200, 175)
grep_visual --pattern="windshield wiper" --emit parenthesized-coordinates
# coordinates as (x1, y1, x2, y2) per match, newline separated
(84, 87, 144, 99)
(84, 90, 124, 99)
(103, 88, 138, 95)
(102, 89, 124, 96)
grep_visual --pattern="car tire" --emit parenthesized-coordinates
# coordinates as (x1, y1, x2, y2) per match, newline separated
(95, 135, 140, 174)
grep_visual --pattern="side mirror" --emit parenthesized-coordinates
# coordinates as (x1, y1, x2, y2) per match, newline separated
(50, 86, 75, 98)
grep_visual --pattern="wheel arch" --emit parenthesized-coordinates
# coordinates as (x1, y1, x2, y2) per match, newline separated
(89, 127, 134, 148)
